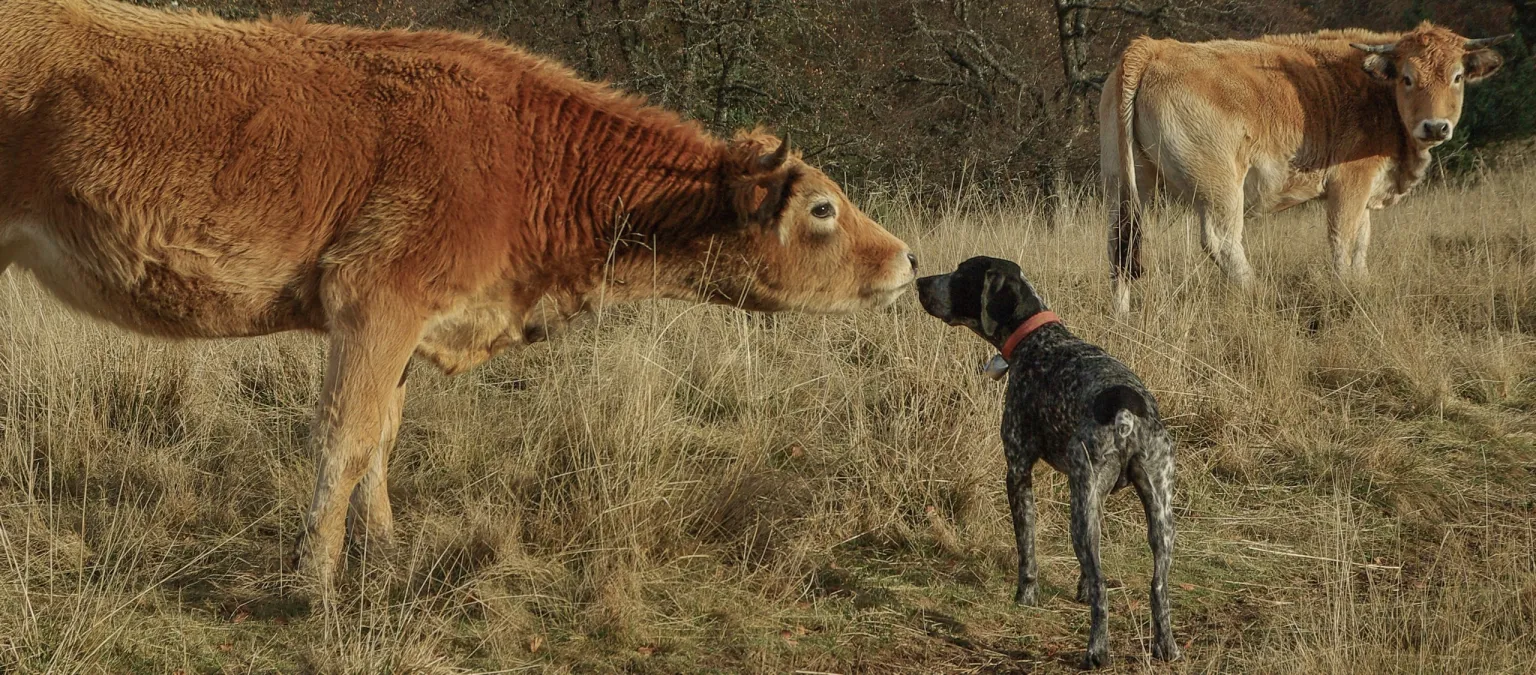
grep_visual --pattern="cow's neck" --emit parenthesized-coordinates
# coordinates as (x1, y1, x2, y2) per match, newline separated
(1391, 133, 1433, 197)
(537, 127, 742, 310)
(1351, 82, 1433, 198)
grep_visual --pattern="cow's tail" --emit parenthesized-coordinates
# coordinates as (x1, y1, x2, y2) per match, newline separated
(1102, 38, 1153, 316)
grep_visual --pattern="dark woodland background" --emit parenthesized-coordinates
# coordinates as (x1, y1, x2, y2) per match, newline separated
(139, 0, 1536, 201)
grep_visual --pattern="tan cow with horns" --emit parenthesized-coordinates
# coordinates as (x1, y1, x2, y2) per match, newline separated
(1102, 22, 1510, 314)
(0, 0, 917, 591)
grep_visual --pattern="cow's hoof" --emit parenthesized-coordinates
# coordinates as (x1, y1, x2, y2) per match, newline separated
(290, 531, 339, 598)
(344, 529, 396, 561)
(1079, 647, 1111, 670)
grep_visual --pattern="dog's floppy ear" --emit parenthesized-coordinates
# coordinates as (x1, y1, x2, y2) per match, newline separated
(978, 268, 1021, 338)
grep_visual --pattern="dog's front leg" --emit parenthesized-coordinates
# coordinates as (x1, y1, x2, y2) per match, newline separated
(1070, 462, 1111, 669)
(1006, 459, 1038, 605)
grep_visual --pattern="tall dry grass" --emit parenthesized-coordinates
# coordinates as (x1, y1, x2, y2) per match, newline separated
(2, 166, 1535, 673)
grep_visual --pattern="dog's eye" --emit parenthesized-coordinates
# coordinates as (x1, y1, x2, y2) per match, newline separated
(810, 202, 835, 220)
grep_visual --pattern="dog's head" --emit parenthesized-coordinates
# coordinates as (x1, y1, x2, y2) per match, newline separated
(916, 256, 1047, 347)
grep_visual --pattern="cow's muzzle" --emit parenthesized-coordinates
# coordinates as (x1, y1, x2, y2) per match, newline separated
(1416, 119, 1453, 144)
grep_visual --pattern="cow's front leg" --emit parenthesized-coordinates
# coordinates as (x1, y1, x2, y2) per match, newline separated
(346, 362, 410, 556)
(1326, 167, 1373, 279)
(1351, 211, 1372, 275)
(292, 304, 421, 596)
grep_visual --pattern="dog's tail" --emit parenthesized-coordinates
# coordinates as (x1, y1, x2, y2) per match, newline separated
(1092, 385, 1148, 439)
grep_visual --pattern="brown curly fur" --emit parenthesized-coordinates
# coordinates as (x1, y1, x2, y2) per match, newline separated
(0, 0, 915, 591)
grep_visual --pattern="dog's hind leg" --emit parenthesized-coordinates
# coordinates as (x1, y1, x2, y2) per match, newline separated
(1006, 459, 1039, 605)
(1131, 440, 1181, 661)
(1069, 448, 1116, 669)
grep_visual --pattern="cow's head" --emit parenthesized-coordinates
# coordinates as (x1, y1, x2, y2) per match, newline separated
(700, 131, 916, 313)
(1352, 23, 1511, 147)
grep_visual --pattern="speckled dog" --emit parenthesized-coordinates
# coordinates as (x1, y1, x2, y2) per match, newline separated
(917, 256, 1179, 670)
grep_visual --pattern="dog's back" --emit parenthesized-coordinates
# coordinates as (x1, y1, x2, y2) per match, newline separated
(1001, 324, 1165, 468)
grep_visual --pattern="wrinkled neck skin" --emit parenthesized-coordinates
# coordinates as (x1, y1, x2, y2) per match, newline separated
(530, 141, 757, 323)
(1393, 128, 1434, 199)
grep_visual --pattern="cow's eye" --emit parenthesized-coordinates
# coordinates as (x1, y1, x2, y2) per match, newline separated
(1402, 75, 1414, 87)
(1453, 72, 1464, 84)
(811, 202, 835, 220)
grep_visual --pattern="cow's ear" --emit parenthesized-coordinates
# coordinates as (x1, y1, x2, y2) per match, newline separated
(732, 168, 798, 230)
(1360, 53, 1396, 80)
(1464, 48, 1505, 83)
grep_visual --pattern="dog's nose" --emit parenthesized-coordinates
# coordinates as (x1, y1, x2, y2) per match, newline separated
(907, 252, 919, 271)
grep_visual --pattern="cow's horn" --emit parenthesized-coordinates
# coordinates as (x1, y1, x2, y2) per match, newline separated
(1350, 42, 1396, 54)
(1465, 34, 1514, 49)
(759, 134, 790, 172)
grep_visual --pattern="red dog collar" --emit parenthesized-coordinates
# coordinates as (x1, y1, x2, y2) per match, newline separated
(1000, 311, 1062, 361)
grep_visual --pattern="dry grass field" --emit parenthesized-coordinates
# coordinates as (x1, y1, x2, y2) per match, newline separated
(3, 165, 1536, 674)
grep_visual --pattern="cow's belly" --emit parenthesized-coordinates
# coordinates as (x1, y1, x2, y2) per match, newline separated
(1245, 160, 1326, 214)
(412, 278, 553, 376)
(7, 219, 322, 338)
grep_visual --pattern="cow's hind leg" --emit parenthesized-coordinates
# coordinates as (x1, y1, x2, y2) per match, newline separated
(292, 302, 421, 595)
(1131, 439, 1180, 662)
(1196, 188, 1253, 287)
(345, 362, 409, 556)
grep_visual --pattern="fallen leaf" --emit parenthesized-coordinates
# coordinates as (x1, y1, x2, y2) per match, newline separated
(272, 616, 288, 626)
(1179, 583, 1196, 591)
(637, 645, 656, 657)
(231, 610, 249, 624)
(794, 624, 809, 636)
(216, 643, 232, 653)
(788, 443, 805, 459)
(528, 635, 544, 654)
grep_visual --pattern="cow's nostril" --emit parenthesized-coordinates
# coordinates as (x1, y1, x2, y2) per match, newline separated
(907, 253, 918, 271)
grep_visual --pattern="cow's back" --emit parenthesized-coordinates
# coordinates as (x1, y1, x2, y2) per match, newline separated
(0, 0, 536, 338)
(1123, 34, 1398, 206)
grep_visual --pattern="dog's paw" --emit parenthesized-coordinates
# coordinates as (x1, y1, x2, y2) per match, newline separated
(1013, 583, 1038, 606)
(1079, 646, 1111, 670)
(1153, 638, 1181, 662)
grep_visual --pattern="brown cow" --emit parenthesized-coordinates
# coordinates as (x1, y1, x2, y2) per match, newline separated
(1102, 22, 1509, 314)
(0, 0, 916, 591)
